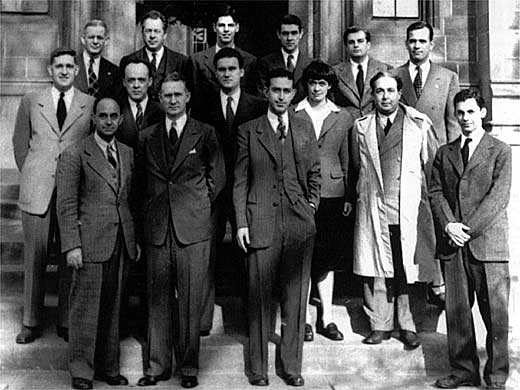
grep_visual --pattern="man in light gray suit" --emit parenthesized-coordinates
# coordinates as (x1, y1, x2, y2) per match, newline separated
(12, 48, 95, 344)
(333, 26, 392, 119)
(57, 97, 138, 390)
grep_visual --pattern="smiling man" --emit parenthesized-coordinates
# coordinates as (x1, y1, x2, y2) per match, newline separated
(12, 48, 95, 345)
(258, 14, 312, 104)
(233, 68, 320, 387)
(349, 72, 438, 349)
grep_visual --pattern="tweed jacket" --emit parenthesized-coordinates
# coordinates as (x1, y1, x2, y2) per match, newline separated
(74, 54, 122, 99)
(392, 61, 460, 145)
(56, 135, 137, 262)
(12, 87, 94, 215)
(233, 113, 321, 249)
(116, 97, 163, 149)
(429, 132, 511, 261)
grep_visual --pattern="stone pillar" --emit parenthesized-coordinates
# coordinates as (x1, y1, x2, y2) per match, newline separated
(288, 0, 311, 58)
(318, 0, 344, 64)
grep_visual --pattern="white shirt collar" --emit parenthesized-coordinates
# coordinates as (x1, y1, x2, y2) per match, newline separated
(128, 96, 148, 118)
(94, 132, 117, 156)
(216, 43, 235, 53)
(267, 109, 288, 134)
(165, 113, 188, 137)
(82, 50, 100, 74)
(460, 127, 485, 148)
(281, 48, 299, 67)
(378, 109, 398, 128)
(349, 57, 369, 80)
(146, 46, 164, 67)
(220, 88, 241, 117)
(408, 60, 431, 84)
(51, 86, 74, 112)
(295, 97, 340, 113)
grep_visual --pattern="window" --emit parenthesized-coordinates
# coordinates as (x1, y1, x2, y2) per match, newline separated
(373, 0, 419, 18)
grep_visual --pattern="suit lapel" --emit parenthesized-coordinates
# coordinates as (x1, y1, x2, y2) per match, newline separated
(38, 89, 61, 136)
(465, 132, 492, 174)
(85, 136, 119, 195)
(379, 109, 404, 155)
(117, 141, 130, 196)
(337, 61, 360, 101)
(203, 48, 217, 80)
(256, 115, 279, 164)
(148, 123, 169, 174)
(417, 62, 440, 106)
(171, 118, 202, 174)
(319, 111, 339, 139)
(364, 58, 380, 99)
(399, 63, 417, 106)
(293, 54, 306, 82)
(75, 55, 88, 92)
(61, 89, 89, 135)
(446, 137, 463, 177)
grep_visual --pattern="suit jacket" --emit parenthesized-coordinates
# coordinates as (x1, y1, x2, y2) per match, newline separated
(189, 46, 258, 111)
(12, 87, 95, 215)
(56, 135, 137, 262)
(191, 91, 266, 184)
(119, 46, 189, 101)
(74, 54, 122, 99)
(136, 117, 226, 246)
(116, 98, 163, 149)
(333, 57, 392, 119)
(429, 133, 511, 261)
(292, 102, 353, 198)
(233, 113, 321, 249)
(393, 61, 460, 145)
(350, 104, 438, 282)
(257, 51, 313, 104)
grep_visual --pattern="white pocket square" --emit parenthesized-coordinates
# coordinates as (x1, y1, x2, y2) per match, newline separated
(188, 148, 197, 154)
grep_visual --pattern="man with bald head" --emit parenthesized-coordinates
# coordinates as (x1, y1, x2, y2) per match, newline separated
(57, 97, 138, 390)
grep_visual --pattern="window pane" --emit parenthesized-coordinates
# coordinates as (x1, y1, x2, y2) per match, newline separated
(373, 0, 395, 17)
(396, 0, 419, 17)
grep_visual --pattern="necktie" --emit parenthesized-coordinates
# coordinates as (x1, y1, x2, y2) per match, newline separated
(169, 123, 178, 145)
(135, 102, 143, 130)
(57, 92, 67, 130)
(286, 54, 294, 73)
(106, 145, 117, 169)
(87, 56, 99, 97)
(384, 118, 392, 136)
(277, 115, 287, 143)
(356, 64, 364, 98)
(225, 96, 235, 132)
(461, 137, 472, 168)
(413, 65, 423, 98)
(151, 52, 157, 70)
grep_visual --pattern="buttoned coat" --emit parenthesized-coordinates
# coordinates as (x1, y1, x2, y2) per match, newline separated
(116, 98, 163, 149)
(12, 87, 94, 215)
(74, 54, 122, 99)
(56, 135, 137, 262)
(429, 133, 511, 261)
(233, 113, 321, 249)
(136, 117, 226, 246)
(291, 104, 353, 198)
(333, 57, 392, 119)
(392, 62, 460, 145)
(350, 104, 438, 282)
(257, 51, 313, 104)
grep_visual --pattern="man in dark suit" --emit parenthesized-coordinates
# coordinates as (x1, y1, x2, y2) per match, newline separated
(119, 10, 189, 101)
(333, 26, 391, 119)
(234, 68, 320, 387)
(189, 4, 257, 112)
(12, 48, 95, 344)
(57, 97, 138, 390)
(430, 90, 512, 390)
(257, 14, 312, 104)
(74, 19, 121, 99)
(135, 73, 225, 389)
(192, 47, 266, 336)
(117, 60, 162, 149)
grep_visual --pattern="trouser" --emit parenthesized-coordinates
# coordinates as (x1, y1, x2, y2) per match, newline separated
(444, 247, 509, 385)
(69, 230, 126, 380)
(144, 226, 209, 377)
(21, 192, 70, 328)
(247, 198, 314, 377)
(363, 225, 415, 332)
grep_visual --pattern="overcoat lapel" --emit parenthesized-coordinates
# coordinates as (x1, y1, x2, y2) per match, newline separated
(38, 89, 60, 136)
(84, 137, 118, 195)
(171, 118, 202, 174)
(358, 115, 384, 190)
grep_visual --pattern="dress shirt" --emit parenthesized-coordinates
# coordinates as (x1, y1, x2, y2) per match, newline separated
(267, 109, 288, 134)
(146, 46, 164, 68)
(128, 96, 149, 120)
(460, 127, 485, 162)
(377, 109, 399, 130)
(281, 48, 299, 70)
(220, 89, 241, 119)
(94, 132, 118, 162)
(82, 50, 100, 78)
(165, 113, 188, 139)
(349, 57, 369, 83)
(408, 60, 431, 89)
(295, 98, 340, 139)
(215, 43, 235, 54)
(51, 86, 74, 112)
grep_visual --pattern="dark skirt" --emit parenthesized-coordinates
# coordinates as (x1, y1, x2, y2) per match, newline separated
(311, 197, 350, 281)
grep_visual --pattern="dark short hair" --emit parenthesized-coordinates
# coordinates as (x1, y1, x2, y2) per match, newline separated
(213, 47, 244, 69)
(453, 89, 486, 110)
(266, 67, 294, 87)
(214, 3, 238, 24)
(141, 10, 168, 32)
(277, 14, 303, 32)
(82, 19, 108, 35)
(161, 71, 192, 92)
(49, 48, 77, 64)
(301, 60, 338, 89)
(370, 71, 403, 92)
(406, 21, 433, 41)
(343, 26, 371, 45)
(93, 96, 120, 114)
(123, 59, 153, 79)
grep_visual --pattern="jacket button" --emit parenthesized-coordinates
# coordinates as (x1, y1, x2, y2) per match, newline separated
(318, 145, 322, 148)
(272, 202, 278, 207)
